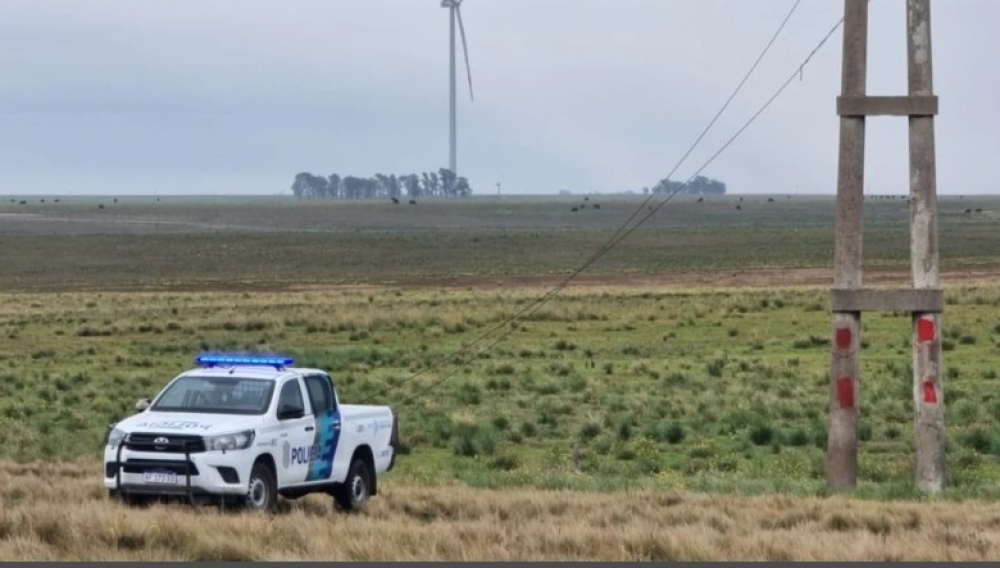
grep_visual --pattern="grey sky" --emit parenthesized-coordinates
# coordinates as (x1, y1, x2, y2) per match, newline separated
(1, 0, 996, 196)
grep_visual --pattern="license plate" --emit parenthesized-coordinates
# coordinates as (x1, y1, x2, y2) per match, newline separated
(142, 471, 177, 484)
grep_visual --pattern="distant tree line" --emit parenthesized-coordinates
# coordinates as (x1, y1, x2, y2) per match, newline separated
(650, 175, 727, 196)
(291, 168, 473, 200)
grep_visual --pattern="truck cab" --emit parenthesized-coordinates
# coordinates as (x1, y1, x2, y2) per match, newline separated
(103, 353, 399, 513)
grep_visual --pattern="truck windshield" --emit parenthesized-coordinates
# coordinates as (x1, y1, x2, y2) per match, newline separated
(150, 376, 274, 415)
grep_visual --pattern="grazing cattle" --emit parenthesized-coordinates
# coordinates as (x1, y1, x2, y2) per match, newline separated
(409, 199, 417, 205)
(391, 197, 399, 204)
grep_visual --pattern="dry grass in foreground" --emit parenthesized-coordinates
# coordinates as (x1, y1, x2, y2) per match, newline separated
(1, 460, 1000, 561)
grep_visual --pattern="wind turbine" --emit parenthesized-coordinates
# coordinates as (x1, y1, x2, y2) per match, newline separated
(442, 0, 474, 178)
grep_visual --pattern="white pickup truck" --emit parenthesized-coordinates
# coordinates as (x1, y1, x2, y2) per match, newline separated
(102, 354, 400, 513)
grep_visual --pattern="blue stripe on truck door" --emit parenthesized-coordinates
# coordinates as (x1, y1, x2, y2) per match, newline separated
(306, 409, 341, 481)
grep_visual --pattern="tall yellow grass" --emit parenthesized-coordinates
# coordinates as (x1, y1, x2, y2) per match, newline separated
(1, 460, 999, 561)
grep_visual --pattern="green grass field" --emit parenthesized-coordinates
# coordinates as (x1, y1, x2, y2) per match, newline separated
(2, 193, 1000, 501)
(2, 193, 1000, 291)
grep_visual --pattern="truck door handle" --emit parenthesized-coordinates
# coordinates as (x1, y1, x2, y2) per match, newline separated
(305, 426, 314, 431)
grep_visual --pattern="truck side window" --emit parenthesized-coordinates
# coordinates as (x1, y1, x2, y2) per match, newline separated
(304, 375, 335, 415)
(277, 380, 305, 415)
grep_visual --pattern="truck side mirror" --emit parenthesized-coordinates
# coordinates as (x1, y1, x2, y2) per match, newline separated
(135, 399, 151, 412)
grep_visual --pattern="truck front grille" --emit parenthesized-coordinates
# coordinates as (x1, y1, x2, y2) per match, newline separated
(125, 432, 206, 454)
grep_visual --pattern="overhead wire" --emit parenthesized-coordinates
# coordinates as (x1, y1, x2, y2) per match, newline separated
(358, 0, 829, 408)
(359, 0, 808, 407)
(634, 14, 850, 274)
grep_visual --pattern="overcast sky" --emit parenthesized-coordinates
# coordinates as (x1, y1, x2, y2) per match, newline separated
(1, 0, 997, 196)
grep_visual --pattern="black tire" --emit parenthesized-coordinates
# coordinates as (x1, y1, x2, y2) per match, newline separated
(245, 461, 278, 513)
(334, 458, 370, 513)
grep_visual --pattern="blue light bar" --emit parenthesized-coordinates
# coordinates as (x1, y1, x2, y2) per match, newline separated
(195, 353, 294, 369)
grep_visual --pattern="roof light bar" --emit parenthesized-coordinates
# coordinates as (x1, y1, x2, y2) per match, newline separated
(195, 354, 294, 369)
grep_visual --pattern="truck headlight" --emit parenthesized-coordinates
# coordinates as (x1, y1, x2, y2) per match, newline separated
(106, 427, 126, 448)
(204, 430, 255, 452)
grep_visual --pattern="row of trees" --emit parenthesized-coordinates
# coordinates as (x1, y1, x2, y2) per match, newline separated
(291, 168, 473, 200)
(649, 175, 727, 196)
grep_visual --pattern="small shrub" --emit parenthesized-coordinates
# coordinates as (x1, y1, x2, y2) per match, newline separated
(885, 425, 901, 440)
(960, 428, 993, 454)
(706, 358, 726, 378)
(456, 383, 481, 405)
(632, 437, 661, 474)
(616, 415, 636, 441)
(493, 364, 516, 376)
(787, 429, 810, 447)
(489, 451, 521, 471)
(538, 412, 558, 428)
(859, 422, 872, 442)
(452, 422, 500, 457)
(553, 339, 576, 351)
(662, 423, 685, 444)
(793, 335, 831, 349)
(520, 422, 537, 438)
(749, 423, 776, 446)
(579, 421, 602, 441)
(491, 415, 510, 431)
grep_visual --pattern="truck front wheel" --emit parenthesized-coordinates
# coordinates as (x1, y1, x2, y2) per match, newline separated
(245, 461, 277, 513)
(334, 458, 370, 513)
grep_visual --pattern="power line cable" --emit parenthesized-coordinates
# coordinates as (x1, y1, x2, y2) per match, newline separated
(581, 0, 802, 264)
(359, 0, 811, 407)
(361, 0, 808, 407)
(646, 15, 848, 273)
(393, 11, 841, 407)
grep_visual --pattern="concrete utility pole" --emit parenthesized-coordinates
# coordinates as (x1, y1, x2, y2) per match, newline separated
(906, 0, 945, 494)
(827, 0, 944, 493)
(826, 0, 867, 491)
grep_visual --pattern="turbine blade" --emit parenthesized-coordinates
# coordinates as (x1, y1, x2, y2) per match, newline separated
(456, 5, 474, 103)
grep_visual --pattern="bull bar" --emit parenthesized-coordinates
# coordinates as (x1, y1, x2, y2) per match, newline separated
(113, 433, 198, 506)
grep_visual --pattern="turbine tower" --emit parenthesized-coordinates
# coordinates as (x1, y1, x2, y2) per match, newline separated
(442, 0, 474, 177)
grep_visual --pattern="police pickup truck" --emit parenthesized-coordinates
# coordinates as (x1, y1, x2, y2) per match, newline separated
(103, 354, 399, 513)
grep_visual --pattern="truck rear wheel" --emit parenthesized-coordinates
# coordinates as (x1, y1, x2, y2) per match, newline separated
(245, 461, 277, 513)
(334, 458, 370, 513)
